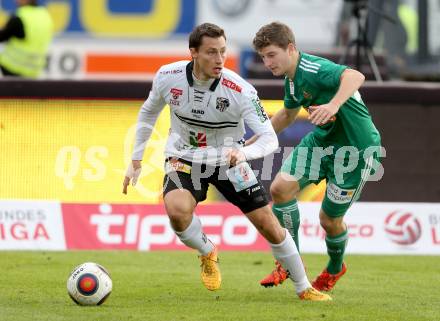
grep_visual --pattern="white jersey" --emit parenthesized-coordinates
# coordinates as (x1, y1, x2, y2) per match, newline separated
(132, 60, 278, 165)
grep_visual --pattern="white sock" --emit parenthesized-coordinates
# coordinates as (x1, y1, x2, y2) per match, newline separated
(270, 229, 311, 294)
(174, 215, 213, 255)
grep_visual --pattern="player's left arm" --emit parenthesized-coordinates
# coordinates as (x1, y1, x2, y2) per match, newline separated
(240, 94, 279, 161)
(308, 69, 365, 125)
(225, 93, 279, 166)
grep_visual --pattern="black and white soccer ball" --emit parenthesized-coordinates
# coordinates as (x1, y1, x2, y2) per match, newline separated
(67, 262, 112, 306)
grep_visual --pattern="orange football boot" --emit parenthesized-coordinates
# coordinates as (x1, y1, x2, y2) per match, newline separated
(199, 246, 221, 291)
(299, 287, 332, 301)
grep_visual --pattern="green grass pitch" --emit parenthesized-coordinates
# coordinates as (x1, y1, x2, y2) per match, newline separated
(0, 251, 438, 321)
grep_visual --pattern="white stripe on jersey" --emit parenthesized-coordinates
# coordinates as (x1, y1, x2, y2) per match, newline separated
(299, 62, 319, 70)
(298, 64, 318, 73)
(349, 155, 374, 207)
(301, 58, 321, 68)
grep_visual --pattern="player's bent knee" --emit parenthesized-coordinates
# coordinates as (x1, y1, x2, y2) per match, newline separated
(270, 179, 300, 203)
(319, 212, 344, 235)
(164, 191, 195, 229)
(165, 201, 192, 218)
(319, 218, 334, 233)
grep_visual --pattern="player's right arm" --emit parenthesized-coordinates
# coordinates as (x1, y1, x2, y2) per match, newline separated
(270, 106, 301, 134)
(123, 70, 166, 194)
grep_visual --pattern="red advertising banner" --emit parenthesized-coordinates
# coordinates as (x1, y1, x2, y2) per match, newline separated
(61, 203, 269, 251)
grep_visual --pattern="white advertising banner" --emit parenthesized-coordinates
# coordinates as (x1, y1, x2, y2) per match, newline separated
(298, 202, 440, 255)
(42, 39, 239, 79)
(198, 0, 343, 49)
(0, 200, 66, 250)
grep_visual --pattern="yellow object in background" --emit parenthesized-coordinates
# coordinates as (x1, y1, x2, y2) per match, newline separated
(0, 99, 322, 203)
(0, 99, 166, 203)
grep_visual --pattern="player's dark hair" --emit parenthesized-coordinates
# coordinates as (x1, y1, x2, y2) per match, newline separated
(253, 22, 295, 50)
(189, 23, 226, 50)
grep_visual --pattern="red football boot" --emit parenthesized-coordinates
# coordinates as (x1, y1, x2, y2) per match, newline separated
(312, 263, 347, 291)
(260, 261, 289, 287)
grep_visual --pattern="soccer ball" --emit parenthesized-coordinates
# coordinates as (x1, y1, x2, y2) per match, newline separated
(66, 262, 112, 306)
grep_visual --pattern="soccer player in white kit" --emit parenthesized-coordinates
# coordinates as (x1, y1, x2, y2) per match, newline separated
(123, 23, 330, 301)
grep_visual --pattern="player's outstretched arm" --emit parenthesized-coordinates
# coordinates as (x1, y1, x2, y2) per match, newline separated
(122, 68, 166, 194)
(122, 160, 142, 194)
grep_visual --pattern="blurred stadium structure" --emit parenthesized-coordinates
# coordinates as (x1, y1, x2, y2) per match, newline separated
(1, 0, 439, 80)
(0, 0, 439, 254)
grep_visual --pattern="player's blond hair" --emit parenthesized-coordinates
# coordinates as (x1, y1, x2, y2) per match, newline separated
(253, 22, 295, 50)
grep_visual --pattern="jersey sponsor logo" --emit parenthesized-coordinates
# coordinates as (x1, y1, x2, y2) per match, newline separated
(170, 88, 183, 99)
(160, 69, 183, 75)
(221, 78, 242, 93)
(216, 97, 230, 112)
(191, 109, 205, 119)
(251, 98, 269, 123)
(170, 88, 183, 106)
(303, 90, 312, 100)
(326, 183, 355, 204)
(165, 158, 192, 174)
(189, 131, 207, 148)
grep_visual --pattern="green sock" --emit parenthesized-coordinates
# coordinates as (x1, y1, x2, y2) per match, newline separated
(272, 199, 300, 250)
(325, 229, 348, 274)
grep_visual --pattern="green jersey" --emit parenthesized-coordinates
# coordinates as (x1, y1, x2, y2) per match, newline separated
(284, 52, 381, 149)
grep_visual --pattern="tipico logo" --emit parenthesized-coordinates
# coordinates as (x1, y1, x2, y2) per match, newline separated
(384, 211, 422, 245)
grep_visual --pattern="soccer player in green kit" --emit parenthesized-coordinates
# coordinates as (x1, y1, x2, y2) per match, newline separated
(250, 22, 382, 291)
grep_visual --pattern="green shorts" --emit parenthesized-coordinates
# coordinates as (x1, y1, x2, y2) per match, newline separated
(281, 132, 382, 217)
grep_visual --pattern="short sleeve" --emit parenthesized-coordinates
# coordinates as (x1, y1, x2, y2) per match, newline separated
(314, 60, 347, 89)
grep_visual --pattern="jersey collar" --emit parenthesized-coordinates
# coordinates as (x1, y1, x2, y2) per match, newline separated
(186, 61, 221, 92)
(286, 51, 302, 81)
